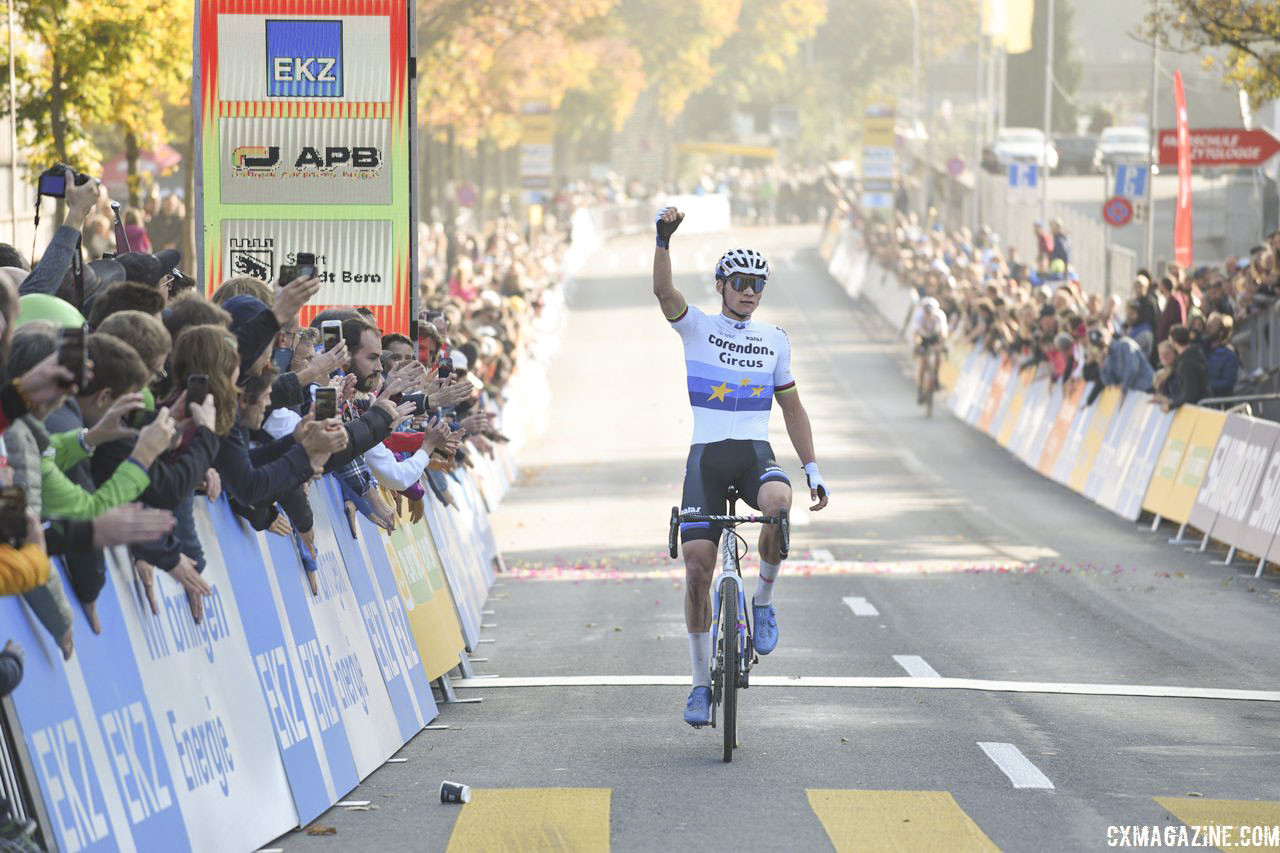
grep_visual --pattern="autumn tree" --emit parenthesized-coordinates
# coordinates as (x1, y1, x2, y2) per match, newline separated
(107, 0, 193, 207)
(1153, 0, 1280, 105)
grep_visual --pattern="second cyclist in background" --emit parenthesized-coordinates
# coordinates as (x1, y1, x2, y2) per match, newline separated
(911, 296, 949, 405)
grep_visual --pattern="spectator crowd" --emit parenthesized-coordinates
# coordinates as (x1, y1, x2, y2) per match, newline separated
(0, 171, 570, 812)
(856, 201, 1280, 412)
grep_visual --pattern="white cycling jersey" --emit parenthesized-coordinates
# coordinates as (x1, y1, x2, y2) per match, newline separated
(669, 304, 795, 445)
(910, 305, 949, 340)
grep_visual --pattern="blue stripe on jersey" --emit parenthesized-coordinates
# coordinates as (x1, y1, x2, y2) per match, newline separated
(687, 375, 774, 411)
(684, 358, 773, 386)
(687, 390, 773, 412)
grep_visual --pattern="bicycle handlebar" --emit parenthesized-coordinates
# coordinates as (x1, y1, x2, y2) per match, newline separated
(678, 513, 781, 526)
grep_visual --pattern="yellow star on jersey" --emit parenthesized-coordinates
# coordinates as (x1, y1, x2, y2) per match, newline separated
(740, 378, 751, 385)
(750, 385, 766, 397)
(707, 381, 734, 402)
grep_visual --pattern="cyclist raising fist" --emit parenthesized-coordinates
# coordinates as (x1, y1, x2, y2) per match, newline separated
(652, 206, 829, 728)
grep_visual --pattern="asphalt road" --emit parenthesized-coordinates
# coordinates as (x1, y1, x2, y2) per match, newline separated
(275, 224, 1280, 852)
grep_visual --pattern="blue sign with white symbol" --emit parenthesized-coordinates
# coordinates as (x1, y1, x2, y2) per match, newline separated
(265, 20, 343, 98)
(1008, 163, 1039, 189)
(1113, 164, 1148, 199)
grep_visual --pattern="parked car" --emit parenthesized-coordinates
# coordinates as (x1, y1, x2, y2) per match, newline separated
(1093, 126, 1151, 172)
(1053, 135, 1098, 175)
(985, 127, 1059, 173)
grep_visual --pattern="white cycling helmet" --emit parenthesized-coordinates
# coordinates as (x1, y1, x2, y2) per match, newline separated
(921, 296, 940, 310)
(715, 248, 770, 280)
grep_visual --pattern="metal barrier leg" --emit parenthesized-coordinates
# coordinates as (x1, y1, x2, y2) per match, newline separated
(455, 652, 497, 680)
(435, 674, 482, 704)
(1167, 522, 1196, 545)
(1196, 532, 1210, 553)
(1211, 546, 1236, 566)
(1254, 557, 1267, 579)
(1148, 514, 1162, 532)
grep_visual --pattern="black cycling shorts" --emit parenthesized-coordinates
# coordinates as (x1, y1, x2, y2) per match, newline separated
(679, 440, 791, 545)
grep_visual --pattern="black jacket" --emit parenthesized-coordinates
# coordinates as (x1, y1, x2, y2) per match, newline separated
(215, 424, 314, 506)
(323, 406, 394, 472)
(91, 427, 220, 510)
(1170, 345, 1209, 408)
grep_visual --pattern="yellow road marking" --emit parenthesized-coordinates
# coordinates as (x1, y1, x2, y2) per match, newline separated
(807, 789, 998, 853)
(446, 788, 611, 852)
(1156, 798, 1280, 850)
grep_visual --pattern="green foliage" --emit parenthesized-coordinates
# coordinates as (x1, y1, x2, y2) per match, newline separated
(1153, 0, 1280, 105)
(0, 0, 190, 174)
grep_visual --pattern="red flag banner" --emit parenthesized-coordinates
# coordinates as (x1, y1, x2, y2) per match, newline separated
(1173, 71, 1193, 269)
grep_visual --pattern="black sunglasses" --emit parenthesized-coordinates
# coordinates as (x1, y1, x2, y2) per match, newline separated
(725, 275, 766, 294)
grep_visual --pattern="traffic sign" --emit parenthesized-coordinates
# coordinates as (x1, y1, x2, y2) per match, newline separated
(946, 156, 966, 177)
(1103, 195, 1133, 227)
(1008, 163, 1038, 189)
(1156, 127, 1280, 167)
(1113, 164, 1148, 199)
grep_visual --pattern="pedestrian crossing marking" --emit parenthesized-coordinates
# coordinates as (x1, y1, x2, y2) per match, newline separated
(806, 789, 998, 852)
(1155, 798, 1280, 850)
(445, 788, 611, 852)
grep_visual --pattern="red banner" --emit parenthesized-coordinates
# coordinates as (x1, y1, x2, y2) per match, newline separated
(1157, 127, 1280, 167)
(1173, 71, 1193, 269)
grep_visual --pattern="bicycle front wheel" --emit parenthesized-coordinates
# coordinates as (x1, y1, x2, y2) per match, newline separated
(719, 580, 738, 763)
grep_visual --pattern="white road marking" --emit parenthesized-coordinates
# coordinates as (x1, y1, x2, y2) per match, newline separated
(811, 548, 835, 563)
(449, 676, 1280, 703)
(977, 742, 1055, 789)
(843, 596, 879, 616)
(894, 655, 941, 678)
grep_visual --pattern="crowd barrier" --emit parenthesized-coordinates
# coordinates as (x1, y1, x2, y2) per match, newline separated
(0, 201, 604, 850)
(2, 461, 512, 852)
(819, 218, 1280, 579)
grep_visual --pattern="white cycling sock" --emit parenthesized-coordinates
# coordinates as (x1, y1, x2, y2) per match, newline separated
(688, 632, 711, 688)
(754, 560, 781, 606)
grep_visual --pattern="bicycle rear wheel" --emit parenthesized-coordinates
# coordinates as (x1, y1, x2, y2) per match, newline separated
(719, 580, 738, 763)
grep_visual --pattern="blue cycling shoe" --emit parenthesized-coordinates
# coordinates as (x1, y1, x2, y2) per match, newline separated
(683, 686, 712, 727)
(752, 601, 778, 655)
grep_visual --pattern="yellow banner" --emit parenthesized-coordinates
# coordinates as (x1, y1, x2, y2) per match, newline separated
(984, 0, 1034, 54)
(1162, 409, 1227, 526)
(521, 113, 555, 146)
(675, 141, 779, 160)
(383, 500, 466, 680)
(1141, 406, 1199, 516)
(996, 371, 1034, 448)
(1068, 387, 1121, 493)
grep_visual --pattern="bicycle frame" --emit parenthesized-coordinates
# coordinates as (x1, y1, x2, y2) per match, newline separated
(710, 534, 750, 694)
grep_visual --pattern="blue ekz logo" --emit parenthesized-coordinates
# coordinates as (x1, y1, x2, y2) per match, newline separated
(266, 19, 343, 98)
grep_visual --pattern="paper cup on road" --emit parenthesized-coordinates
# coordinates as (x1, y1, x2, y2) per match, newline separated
(440, 780, 471, 804)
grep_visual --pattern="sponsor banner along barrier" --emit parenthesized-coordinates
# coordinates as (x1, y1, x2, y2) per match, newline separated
(1114, 408, 1175, 522)
(820, 220, 1280, 570)
(1143, 407, 1198, 518)
(1163, 410, 1227, 527)
(3, 467, 511, 851)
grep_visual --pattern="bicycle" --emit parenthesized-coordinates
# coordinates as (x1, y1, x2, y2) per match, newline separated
(668, 486, 789, 762)
(917, 338, 943, 418)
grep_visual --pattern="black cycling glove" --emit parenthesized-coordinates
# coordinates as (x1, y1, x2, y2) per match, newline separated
(655, 207, 684, 249)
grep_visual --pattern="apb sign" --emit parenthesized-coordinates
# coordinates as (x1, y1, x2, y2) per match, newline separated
(196, 0, 417, 334)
